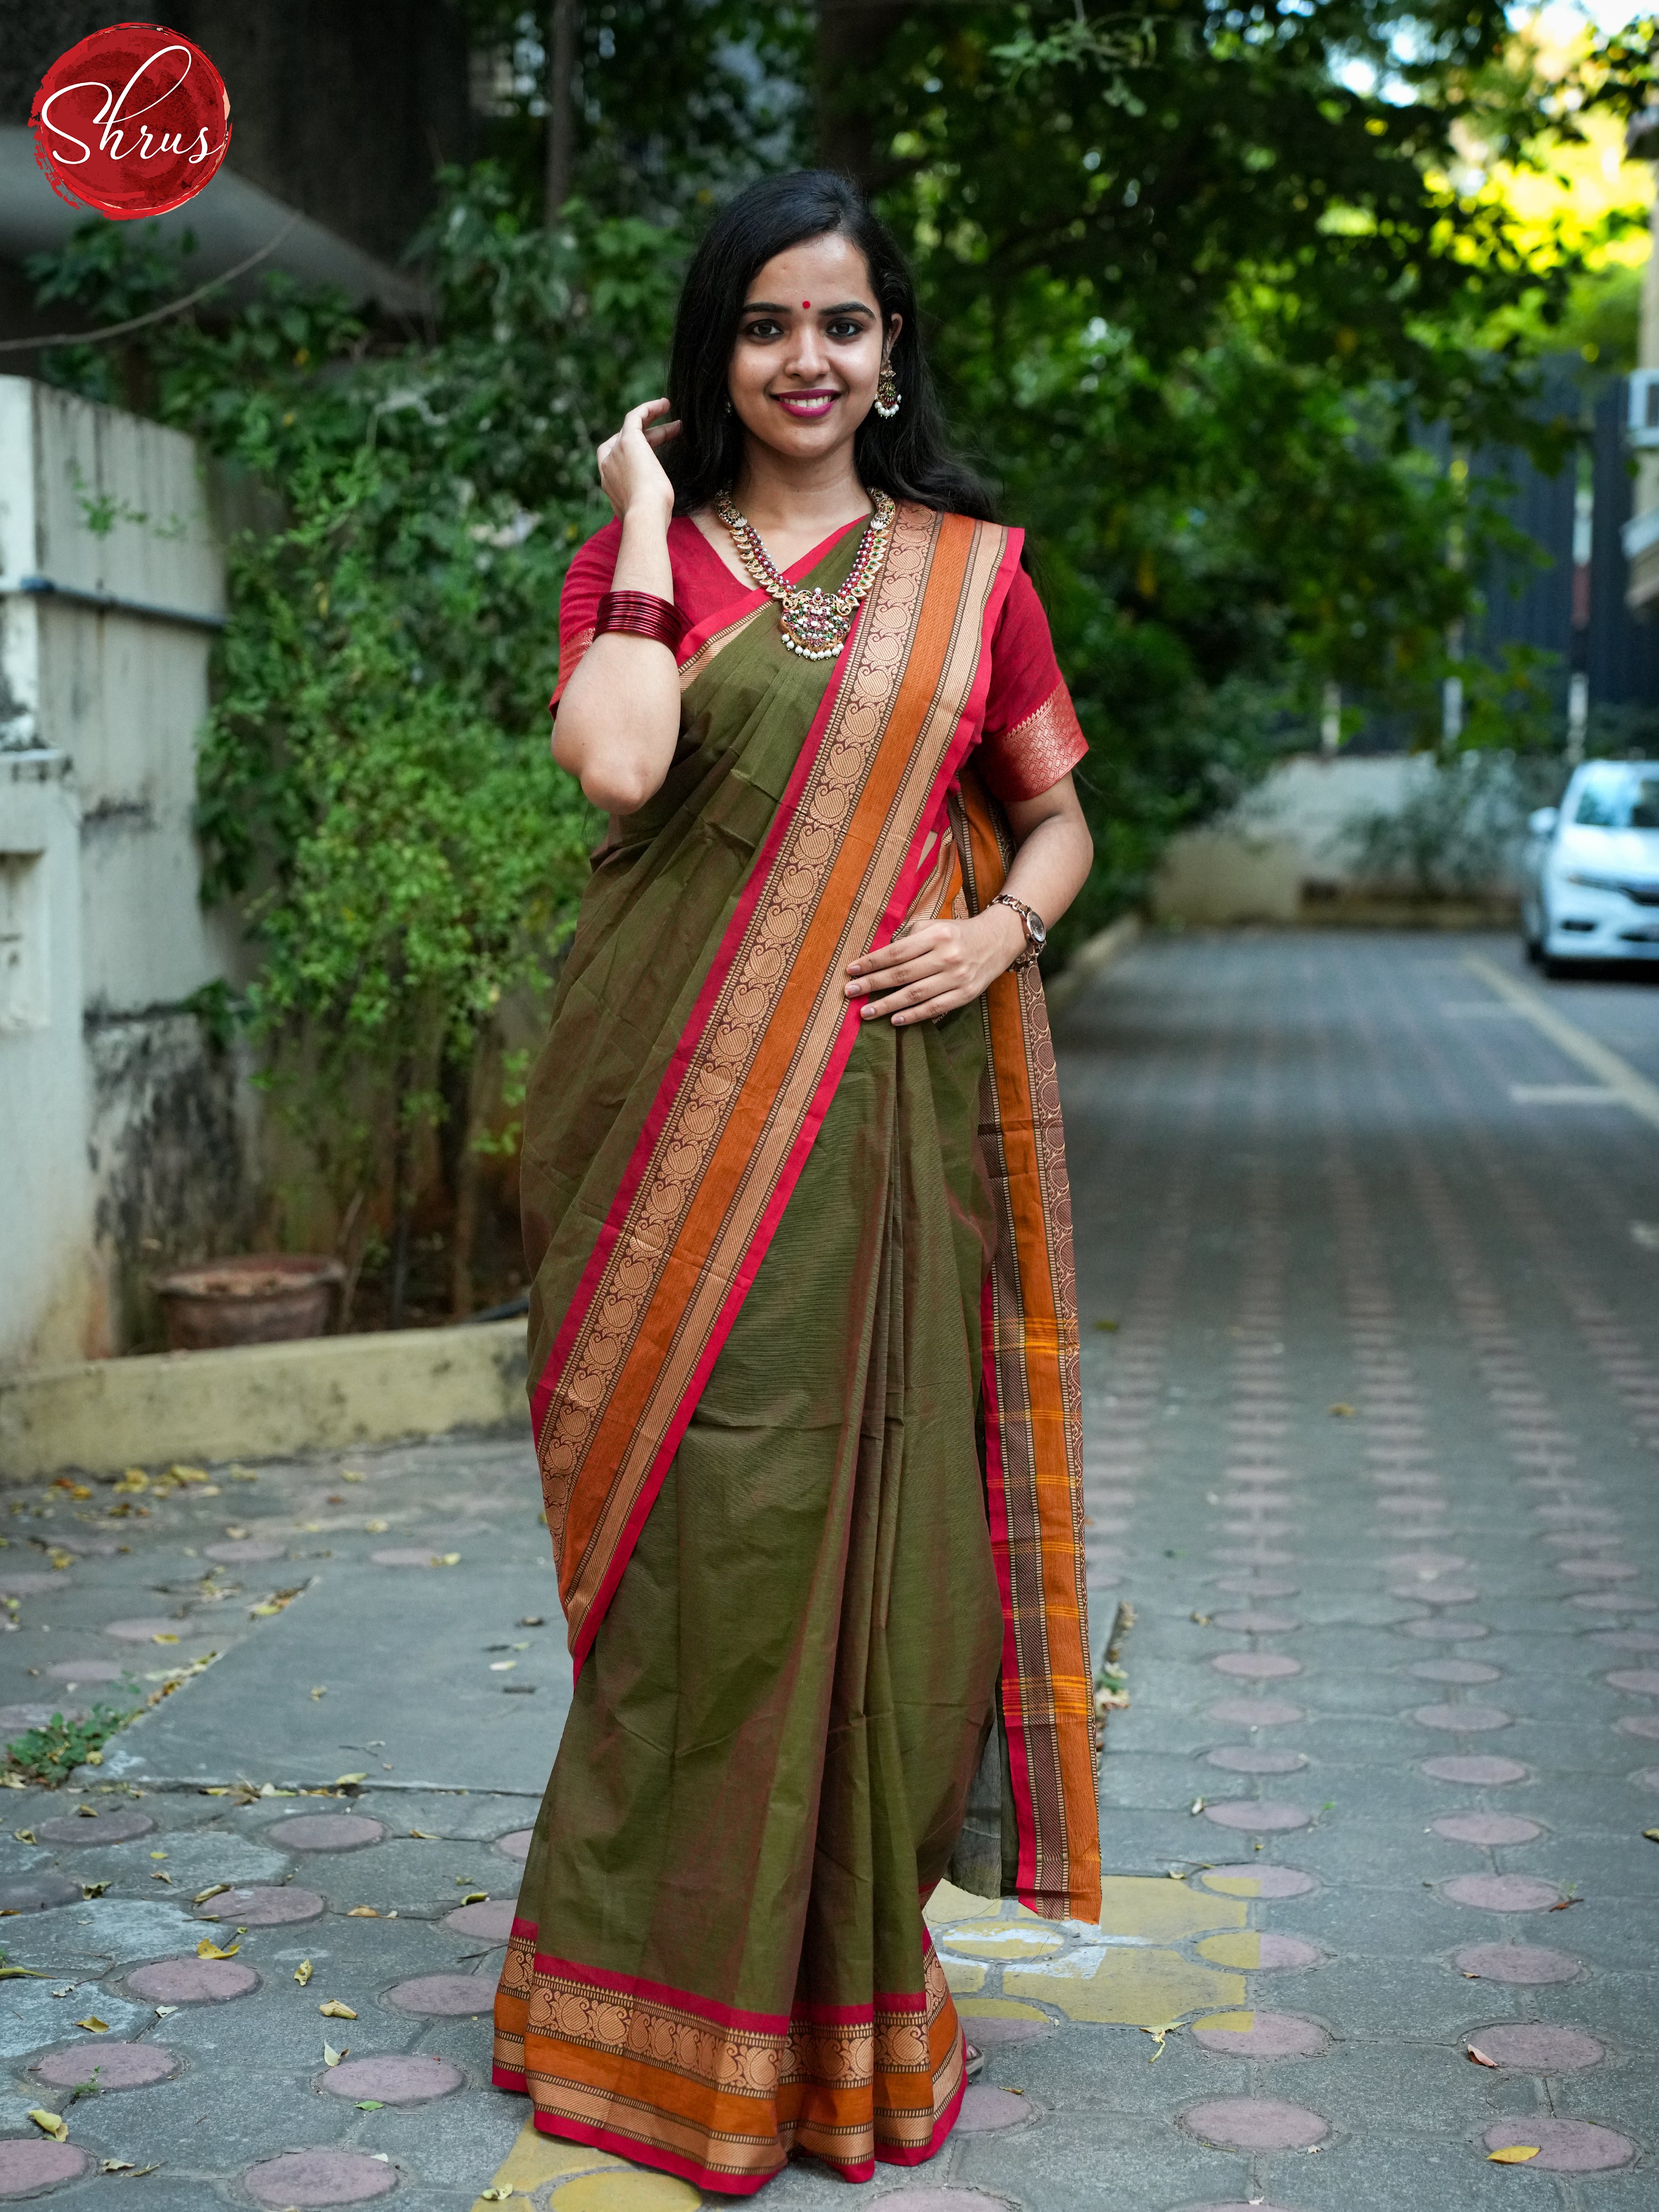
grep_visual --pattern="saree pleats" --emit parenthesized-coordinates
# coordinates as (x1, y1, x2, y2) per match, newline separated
(498, 1011, 1003, 2192)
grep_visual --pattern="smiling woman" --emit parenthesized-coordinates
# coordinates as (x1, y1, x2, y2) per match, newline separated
(498, 171, 1101, 2198)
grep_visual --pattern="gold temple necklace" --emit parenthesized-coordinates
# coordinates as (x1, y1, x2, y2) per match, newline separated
(714, 487, 895, 660)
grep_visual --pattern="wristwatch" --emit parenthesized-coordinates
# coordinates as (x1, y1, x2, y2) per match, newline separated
(991, 893, 1047, 970)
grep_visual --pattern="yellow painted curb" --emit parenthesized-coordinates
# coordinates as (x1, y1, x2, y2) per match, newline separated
(0, 1317, 527, 1482)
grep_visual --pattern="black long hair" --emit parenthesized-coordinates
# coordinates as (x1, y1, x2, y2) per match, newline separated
(664, 170, 996, 522)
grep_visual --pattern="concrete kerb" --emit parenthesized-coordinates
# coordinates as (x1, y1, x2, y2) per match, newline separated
(0, 1316, 527, 1482)
(1044, 912, 1143, 1018)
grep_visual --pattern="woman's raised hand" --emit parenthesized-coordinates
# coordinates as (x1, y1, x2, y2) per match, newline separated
(597, 398, 680, 522)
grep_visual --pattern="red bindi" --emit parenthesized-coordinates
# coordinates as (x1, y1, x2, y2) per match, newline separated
(802, 300, 810, 309)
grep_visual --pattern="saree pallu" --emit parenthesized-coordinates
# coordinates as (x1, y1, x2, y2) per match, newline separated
(496, 506, 1099, 2196)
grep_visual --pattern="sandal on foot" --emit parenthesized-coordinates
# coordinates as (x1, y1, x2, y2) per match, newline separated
(964, 2041, 986, 2081)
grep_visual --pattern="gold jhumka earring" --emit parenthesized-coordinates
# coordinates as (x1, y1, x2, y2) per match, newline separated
(873, 358, 901, 420)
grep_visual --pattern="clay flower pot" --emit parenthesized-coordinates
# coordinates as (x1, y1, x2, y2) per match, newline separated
(153, 1255, 345, 1352)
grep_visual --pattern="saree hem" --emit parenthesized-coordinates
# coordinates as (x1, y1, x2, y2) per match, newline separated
(524, 2107, 782, 2199)
(499, 2056, 968, 2199)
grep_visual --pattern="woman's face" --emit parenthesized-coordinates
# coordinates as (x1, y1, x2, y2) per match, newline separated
(727, 231, 898, 467)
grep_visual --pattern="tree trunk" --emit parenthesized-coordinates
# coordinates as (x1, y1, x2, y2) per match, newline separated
(387, 1060, 416, 1330)
(816, 0, 913, 188)
(545, 0, 579, 222)
(447, 1028, 496, 1321)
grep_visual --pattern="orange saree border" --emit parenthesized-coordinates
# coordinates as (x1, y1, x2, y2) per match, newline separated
(953, 769, 1102, 1926)
(531, 503, 1022, 1664)
(493, 1921, 964, 2194)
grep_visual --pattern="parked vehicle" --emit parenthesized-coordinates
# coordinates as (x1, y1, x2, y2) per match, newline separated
(1522, 759, 1659, 975)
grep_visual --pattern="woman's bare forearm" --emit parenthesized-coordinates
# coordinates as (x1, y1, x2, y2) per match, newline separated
(553, 500, 682, 813)
(998, 796, 1094, 934)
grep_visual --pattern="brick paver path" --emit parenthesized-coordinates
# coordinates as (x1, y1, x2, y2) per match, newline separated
(1, 929, 1655, 2208)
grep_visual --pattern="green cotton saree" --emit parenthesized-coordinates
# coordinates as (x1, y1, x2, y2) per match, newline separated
(495, 505, 1099, 2196)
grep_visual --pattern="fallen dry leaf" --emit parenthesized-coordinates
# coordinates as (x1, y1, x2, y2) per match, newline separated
(1645, 1829, 1659, 1844)
(154, 2005, 177, 2017)
(1488, 2146, 1541, 2164)
(27, 2109, 67, 2143)
(460, 1891, 488, 1905)
(319, 2000, 357, 2019)
(436, 1552, 461, 1566)
(409, 1829, 436, 1840)
(363, 1519, 390, 1534)
(1328, 1402, 1356, 1418)
(346, 1905, 380, 1918)
(335, 1773, 368, 1787)
(194, 1884, 230, 1904)
(74, 2017, 108, 2034)
(342, 1470, 366, 1483)
(150, 1632, 179, 1644)
(323, 2041, 347, 2067)
(150, 1870, 172, 1884)
(477, 2187, 513, 2202)
(196, 1938, 239, 1960)
(12, 1828, 35, 1844)
(80, 1882, 109, 1899)
(489, 1660, 517, 1672)
(311, 1686, 328, 1700)
(294, 1960, 313, 1987)
(1466, 2046, 1497, 2068)
(0, 1967, 46, 1979)
(1548, 1897, 1582, 1911)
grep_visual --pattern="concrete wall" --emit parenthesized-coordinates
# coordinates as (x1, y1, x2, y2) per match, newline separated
(0, 377, 259, 1370)
(1151, 754, 1444, 925)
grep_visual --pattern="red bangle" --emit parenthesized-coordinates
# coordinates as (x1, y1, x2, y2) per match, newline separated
(595, 589, 687, 651)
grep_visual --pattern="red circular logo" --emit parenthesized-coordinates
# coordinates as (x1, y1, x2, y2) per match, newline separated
(29, 22, 230, 221)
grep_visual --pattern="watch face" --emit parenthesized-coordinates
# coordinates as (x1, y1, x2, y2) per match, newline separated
(1029, 912, 1047, 947)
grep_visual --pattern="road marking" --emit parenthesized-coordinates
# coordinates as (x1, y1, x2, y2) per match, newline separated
(1510, 1085, 1620, 1105)
(1462, 953, 1659, 1134)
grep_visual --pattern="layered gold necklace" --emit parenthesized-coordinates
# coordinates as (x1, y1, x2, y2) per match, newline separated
(714, 487, 896, 661)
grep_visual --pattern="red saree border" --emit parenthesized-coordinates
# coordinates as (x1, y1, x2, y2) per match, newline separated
(533, 506, 1024, 1667)
(495, 1925, 967, 2196)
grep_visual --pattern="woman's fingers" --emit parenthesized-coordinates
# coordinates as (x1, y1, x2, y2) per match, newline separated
(848, 926, 949, 980)
(860, 959, 975, 1020)
(847, 952, 933, 997)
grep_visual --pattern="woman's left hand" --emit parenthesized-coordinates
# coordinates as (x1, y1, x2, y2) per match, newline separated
(845, 907, 1028, 1026)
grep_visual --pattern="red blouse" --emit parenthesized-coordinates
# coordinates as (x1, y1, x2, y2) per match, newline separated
(553, 514, 1087, 804)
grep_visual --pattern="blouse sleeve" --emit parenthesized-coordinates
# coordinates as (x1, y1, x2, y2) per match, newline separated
(977, 565, 1088, 803)
(550, 519, 623, 710)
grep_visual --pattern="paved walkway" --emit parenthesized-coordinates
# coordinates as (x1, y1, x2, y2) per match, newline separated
(2, 929, 1657, 2209)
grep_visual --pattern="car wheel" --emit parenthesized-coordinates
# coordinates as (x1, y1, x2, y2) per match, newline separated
(1543, 953, 1582, 980)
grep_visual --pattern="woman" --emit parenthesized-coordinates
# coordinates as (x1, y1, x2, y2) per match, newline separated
(495, 170, 1100, 2197)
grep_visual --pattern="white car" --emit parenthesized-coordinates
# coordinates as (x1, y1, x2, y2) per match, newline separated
(1523, 758, 1659, 974)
